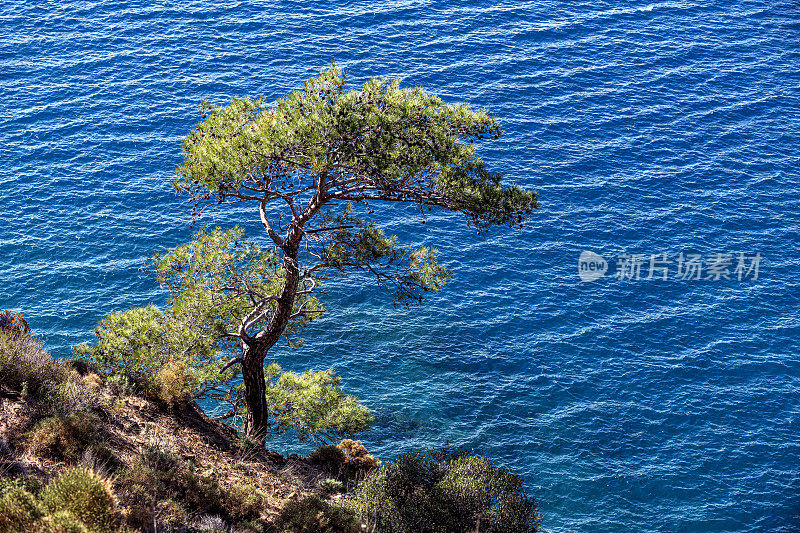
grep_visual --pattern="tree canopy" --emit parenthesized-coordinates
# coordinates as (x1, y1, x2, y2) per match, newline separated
(176, 64, 537, 235)
(88, 64, 538, 441)
(167, 64, 538, 440)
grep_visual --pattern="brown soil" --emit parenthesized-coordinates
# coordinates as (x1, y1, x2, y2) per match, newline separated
(0, 382, 329, 527)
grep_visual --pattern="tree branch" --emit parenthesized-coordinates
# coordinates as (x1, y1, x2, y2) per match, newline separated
(260, 199, 284, 247)
(220, 357, 243, 374)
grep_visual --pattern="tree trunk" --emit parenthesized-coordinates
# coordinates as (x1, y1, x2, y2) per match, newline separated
(242, 343, 269, 442)
(242, 242, 302, 443)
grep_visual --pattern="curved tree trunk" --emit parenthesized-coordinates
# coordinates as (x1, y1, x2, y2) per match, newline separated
(242, 344, 269, 442)
(242, 241, 302, 442)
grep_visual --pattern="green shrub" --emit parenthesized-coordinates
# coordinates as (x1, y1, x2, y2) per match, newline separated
(350, 450, 540, 533)
(138, 445, 183, 473)
(37, 511, 90, 533)
(103, 372, 136, 396)
(26, 414, 99, 462)
(316, 478, 343, 495)
(156, 498, 188, 531)
(308, 445, 346, 476)
(276, 496, 360, 533)
(40, 467, 119, 532)
(152, 361, 196, 409)
(0, 482, 42, 533)
(72, 304, 236, 402)
(122, 503, 153, 532)
(220, 484, 267, 522)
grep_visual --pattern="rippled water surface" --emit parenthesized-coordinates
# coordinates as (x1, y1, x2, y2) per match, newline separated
(2, 1, 799, 531)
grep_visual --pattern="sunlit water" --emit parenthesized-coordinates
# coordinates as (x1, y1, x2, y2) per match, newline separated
(1, 1, 799, 531)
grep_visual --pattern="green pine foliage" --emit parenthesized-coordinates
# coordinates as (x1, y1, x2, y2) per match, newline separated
(175, 64, 537, 234)
(264, 364, 373, 444)
(151, 226, 324, 344)
(72, 301, 236, 402)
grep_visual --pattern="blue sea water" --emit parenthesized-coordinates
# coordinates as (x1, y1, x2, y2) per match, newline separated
(2, 0, 799, 531)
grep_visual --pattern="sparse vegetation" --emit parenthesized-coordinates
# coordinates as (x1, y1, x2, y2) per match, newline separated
(0, 309, 541, 531)
(115, 445, 270, 531)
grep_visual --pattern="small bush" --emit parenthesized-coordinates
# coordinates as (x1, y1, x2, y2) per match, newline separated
(350, 450, 540, 533)
(81, 373, 104, 391)
(105, 373, 139, 396)
(47, 376, 101, 416)
(153, 361, 196, 409)
(0, 482, 42, 533)
(79, 447, 119, 479)
(26, 414, 99, 462)
(220, 484, 267, 522)
(308, 445, 346, 476)
(337, 439, 380, 483)
(231, 519, 262, 533)
(139, 445, 183, 474)
(276, 496, 360, 533)
(156, 498, 189, 531)
(40, 467, 119, 532)
(0, 332, 69, 397)
(37, 511, 90, 533)
(68, 358, 100, 377)
(317, 478, 343, 495)
(122, 504, 153, 532)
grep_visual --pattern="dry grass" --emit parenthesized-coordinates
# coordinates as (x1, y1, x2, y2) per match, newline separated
(1, 383, 330, 530)
(0, 332, 345, 531)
